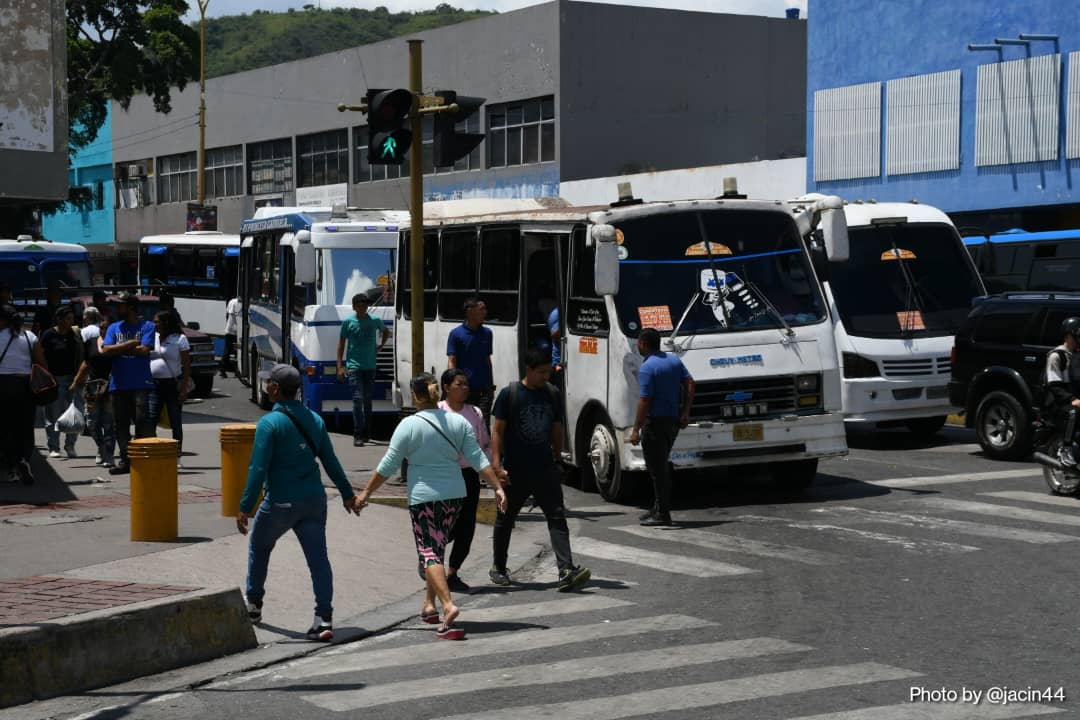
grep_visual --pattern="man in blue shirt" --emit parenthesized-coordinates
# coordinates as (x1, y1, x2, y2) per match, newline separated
(102, 293, 156, 475)
(447, 297, 495, 423)
(630, 327, 695, 526)
(237, 364, 360, 642)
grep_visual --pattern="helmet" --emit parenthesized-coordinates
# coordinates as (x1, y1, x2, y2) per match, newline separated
(1061, 317, 1080, 340)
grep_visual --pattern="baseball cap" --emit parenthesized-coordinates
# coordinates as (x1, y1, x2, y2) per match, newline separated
(268, 363, 301, 392)
(117, 291, 139, 306)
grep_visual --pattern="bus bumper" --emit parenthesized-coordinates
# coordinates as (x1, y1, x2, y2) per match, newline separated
(303, 377, 398, 416)
(841, 378, 954, 424)
(617, 412, 848, 471)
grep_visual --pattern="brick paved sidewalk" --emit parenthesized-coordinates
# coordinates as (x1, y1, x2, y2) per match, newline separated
(0, 577, 200, 625)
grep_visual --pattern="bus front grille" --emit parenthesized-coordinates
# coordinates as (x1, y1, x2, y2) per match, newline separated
(690, 376, 797, 421)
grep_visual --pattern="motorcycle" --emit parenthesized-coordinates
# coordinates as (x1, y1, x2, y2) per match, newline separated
(1031, 410, 1080, 496)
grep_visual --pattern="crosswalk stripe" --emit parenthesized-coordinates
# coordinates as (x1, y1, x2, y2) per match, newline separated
(910, 442, 985, 454)
(613, 524, 840, 565)
(459, 595, 634, 623)
(427, 662, 921, 720)
(570, 505, 629, 515)
(275, 614, 710, 680)
(981, 490, 1080, 509)
(572, 536, 760, 576)
(737, 515, 980, 554)
(815, 506, 1079, 545)
(301, 637, 814, 711)
(872, 469, 1039, 488)
(920, 498, 1080, 527)
(789, 701, 1063, 719)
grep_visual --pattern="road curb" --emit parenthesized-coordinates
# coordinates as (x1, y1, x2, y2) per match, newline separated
(0, 587, 256, 709)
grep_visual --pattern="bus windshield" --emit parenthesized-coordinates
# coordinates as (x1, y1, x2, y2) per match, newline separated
(612, 209, 825, 337)
(0, 259, 90, 293)
(326, 248, 396, 306)
(829, 223, 984, 339)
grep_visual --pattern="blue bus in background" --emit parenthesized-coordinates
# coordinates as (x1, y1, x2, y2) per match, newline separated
(0, 236, 92, 319)
(965, 228, 1080, 294)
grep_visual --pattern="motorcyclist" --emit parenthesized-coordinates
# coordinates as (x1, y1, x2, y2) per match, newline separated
(1045, 317, 1080, 467)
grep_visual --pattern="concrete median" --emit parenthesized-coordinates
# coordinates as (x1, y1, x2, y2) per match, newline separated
(0, 587, 256, 708)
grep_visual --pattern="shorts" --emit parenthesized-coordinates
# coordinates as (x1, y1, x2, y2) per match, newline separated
(409, 498, 464, 568)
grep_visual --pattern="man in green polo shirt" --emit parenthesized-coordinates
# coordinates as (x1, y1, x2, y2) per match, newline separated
(336, 292, 387, 446)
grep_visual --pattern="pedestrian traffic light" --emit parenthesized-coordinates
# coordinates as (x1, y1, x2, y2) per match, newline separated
(366, 88, 413, 165)
(433, 90, 486, 167)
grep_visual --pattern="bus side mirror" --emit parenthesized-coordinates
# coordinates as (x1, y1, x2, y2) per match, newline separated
(821, 207, 849, 262)
(295, 232, 316, 285)
(591, 223, 620, 296)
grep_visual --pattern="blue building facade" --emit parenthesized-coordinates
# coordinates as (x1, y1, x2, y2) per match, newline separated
(42, 107, 115, 247)
(807, 0, 1080, 233)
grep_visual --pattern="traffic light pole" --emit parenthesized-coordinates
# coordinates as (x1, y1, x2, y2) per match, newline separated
(408, 39, 424, 380)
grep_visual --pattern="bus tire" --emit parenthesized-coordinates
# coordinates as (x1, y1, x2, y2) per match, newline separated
(587, 419, 629, 503)
(772, 458, 818, 493)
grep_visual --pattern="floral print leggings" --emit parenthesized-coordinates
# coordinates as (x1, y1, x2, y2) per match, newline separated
(409, 498, 463, 568)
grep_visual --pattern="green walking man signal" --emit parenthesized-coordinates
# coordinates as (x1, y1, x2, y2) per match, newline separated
(366, 88, 413, 166)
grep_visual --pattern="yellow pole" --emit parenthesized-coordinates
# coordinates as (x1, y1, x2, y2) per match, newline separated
(220, 424, 257, 516)
(129, 438, 179, 542)
(408, 39, 424, 379)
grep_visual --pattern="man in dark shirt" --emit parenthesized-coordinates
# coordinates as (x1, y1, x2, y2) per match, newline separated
(489, 347, 590, 592)
(41, 305, 84, 458)
(447, 297, 495, 424)
(33, 286, 62, 335)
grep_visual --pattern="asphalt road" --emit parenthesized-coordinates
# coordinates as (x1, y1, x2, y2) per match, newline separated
(38, 397, 1080, 719)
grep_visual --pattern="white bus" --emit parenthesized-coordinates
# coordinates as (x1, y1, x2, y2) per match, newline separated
(239, 206, 406, 418)
(396, 190, 851, 501)
(808, 200, 986, 435)
(138, 231, 241, 346)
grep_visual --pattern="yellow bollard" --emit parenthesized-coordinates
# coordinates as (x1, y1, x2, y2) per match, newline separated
(129, 438, 179, 542)
(220, 424, 257, 517)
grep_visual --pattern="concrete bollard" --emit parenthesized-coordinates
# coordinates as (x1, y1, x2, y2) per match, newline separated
(220, 424, 257, 517)
(129, 438, 179, 542)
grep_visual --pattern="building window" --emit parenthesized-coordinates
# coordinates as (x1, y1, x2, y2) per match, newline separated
(813, 82, 881, 181)
(158, 151, 197, 204)
(204, 145, 244, 198)
(487, 96, 555, 168)
(247, 138, 293, 195)
(297, 129, 348, 187)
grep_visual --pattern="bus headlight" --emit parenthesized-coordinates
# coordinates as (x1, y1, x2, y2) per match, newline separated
(841, 353, 879, 379)
(796, 374, 820, 392)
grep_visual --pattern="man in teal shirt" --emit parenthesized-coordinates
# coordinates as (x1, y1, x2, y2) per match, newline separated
(237, 364, 360, 642)
(336, 292, 387, 446)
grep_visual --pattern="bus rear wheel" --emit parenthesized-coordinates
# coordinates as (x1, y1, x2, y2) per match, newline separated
(587, 420, 630, 503)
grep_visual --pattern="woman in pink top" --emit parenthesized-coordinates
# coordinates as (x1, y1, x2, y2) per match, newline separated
(438, 368, 492, 593)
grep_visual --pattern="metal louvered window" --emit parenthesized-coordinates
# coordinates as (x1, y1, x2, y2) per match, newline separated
(886, 70, 961, 175)
(813, 82, 881, 181)
(1067, 52, 1080, 159)
(976, 54, 1060, 166)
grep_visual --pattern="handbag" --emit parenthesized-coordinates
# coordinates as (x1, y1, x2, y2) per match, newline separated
(27, 336, 58, 406)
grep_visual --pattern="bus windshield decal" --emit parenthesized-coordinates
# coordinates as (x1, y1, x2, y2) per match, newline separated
(637, 305, 674, 331)
(881, 248, 916, 261)
(684, 241, 732, 257)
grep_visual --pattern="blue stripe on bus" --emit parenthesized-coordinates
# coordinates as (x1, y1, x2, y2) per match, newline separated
(988, 229, 1080, 244)
(618, 247, 802, 264)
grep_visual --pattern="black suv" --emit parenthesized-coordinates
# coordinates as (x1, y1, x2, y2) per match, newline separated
(949, 292, 1080, 459)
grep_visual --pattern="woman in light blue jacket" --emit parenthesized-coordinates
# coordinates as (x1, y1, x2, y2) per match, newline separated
(355, 373, 507, 640)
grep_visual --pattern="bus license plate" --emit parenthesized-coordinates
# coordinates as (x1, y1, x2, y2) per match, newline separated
(733, 423, 763, 442)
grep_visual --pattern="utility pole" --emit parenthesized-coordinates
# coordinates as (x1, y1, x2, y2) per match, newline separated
(408, 39, 424, 379)
(197, 0, 210, 205)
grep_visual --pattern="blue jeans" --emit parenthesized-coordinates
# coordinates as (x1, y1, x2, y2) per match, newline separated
(44, 376, 82, 453)
(87, 392, 116, 465)
(348, 368, 375, 440)
(148, 379, 184, 454)
(245, 495, 333, 619)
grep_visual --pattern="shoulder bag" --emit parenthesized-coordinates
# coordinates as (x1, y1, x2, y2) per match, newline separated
(415, 411, 465, 458)
(27, 334, 58, 406)
(275, 406, 321, 458)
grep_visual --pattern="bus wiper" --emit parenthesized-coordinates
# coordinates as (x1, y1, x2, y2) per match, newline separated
(740, 271, 795, 339)
(669, 291, 701, 348)
(697, 213, 731, 329)
(888, 233, 926, 336)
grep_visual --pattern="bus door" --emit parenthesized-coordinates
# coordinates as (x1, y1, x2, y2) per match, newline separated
(280, 245, 294, 366)
(238, 244, 252, 378)
(519, 231, 566, 376)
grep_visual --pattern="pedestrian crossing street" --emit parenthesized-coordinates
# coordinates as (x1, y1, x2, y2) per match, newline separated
(247, 467, 1077, 718)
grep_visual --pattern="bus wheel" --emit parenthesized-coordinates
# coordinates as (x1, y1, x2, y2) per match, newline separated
(588, 421, 626, 502)
(772, 458, 818, 493)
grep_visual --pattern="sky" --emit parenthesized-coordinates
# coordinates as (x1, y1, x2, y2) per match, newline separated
(183, 0, 807, 23)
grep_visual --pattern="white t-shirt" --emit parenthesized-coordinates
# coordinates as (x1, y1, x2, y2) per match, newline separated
(0, 329, 37, 375)
(150, 332, 191, 380)
(81, 325, 101, 343)
(224, 298, 241, 335)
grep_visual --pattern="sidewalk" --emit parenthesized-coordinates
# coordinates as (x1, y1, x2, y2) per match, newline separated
(0, 412, 553, 709)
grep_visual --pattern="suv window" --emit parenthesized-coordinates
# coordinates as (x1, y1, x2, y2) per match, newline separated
(973, 303, 1034, 344)
(1034, 305, 1080, 347)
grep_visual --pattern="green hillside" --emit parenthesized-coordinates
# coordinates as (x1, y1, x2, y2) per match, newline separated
(203, 4, 496, 78)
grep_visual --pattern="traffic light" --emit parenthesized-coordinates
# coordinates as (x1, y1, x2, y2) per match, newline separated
(366, 88, 413, 165)
(433, 90, 486, 167)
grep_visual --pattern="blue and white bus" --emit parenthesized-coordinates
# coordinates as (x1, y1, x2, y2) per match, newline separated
(0, 236, 92, 319)
(238, 206, 406, 418)
(965, 228, 1080, 294)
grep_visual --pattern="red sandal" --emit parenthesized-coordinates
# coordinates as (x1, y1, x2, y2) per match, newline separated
(420, 610, 440, 625)
(436, 625, 465, 640)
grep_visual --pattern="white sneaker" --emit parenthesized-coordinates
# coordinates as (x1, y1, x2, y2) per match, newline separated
(94, 454, 103, 465)
(1060, 446, 1077, 468)
(48, 450, 61, 458)
(306, 615, 333, 641)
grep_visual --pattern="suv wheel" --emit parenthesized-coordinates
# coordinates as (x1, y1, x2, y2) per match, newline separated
(975, 390, 1032, 460)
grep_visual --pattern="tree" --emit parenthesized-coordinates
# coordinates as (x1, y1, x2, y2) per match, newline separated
(66, 0, 199, 151)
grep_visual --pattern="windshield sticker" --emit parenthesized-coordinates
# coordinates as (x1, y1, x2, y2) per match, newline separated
(616, 228, 626, 245)
(579, 337, 599, 355)
(700, 269, 765, 328)
(897, 310, 926, 331)
(638, 305, 674, 331)
(881, 248, 917, 261)
(685, 241, 732, 257)
(617, 246, 629, 260)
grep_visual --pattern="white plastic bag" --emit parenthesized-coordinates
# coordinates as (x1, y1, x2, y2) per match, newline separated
(55, 401, 86, 435)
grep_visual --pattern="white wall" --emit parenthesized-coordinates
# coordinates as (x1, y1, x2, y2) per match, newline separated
(559, 157, 807, 206)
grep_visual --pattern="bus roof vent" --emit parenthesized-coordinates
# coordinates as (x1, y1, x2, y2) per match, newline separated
(16, 234, 33, 242)
(610, 182, 643, 207)
(330, 203, 348, 218)
(717, 177, 746, 200)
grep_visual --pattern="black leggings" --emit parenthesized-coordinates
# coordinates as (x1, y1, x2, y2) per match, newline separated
(448, 467, 481, 572)
(0, 375, 34, 468)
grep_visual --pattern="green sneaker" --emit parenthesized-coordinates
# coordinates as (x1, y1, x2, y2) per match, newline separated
(488, 565, 512, 586)
(557, 565, 591, 592)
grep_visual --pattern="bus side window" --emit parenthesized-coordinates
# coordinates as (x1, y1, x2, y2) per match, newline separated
(567, 226, 609, 336)
(401, 230, 438, 320)
(479, 226, 520, 324)
(440, 227, 478, 321)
